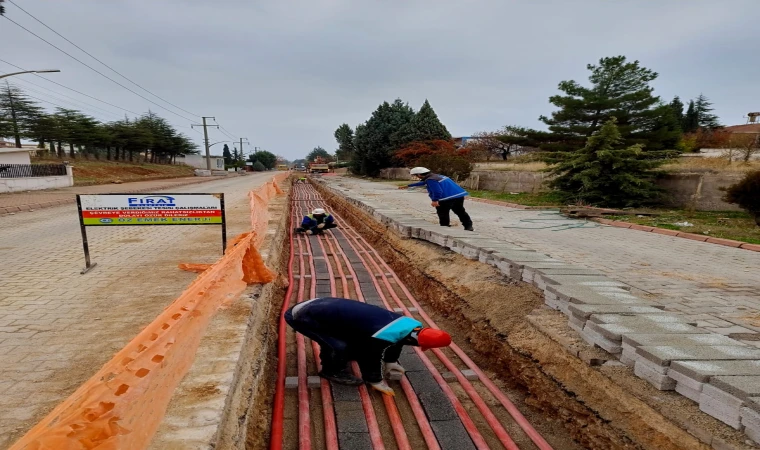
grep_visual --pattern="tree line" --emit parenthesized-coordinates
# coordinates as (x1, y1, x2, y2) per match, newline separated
(0, 84, 198, 163)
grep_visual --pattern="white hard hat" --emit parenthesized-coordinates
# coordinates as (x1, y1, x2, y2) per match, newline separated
(410, 167, 430, 175)
(312, 208, 326, 215)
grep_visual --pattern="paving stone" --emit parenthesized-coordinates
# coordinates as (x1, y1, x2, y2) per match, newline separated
(622, 333, 740, 349)
(548, 285, 646, 306)
(568, 304, 665, 320)
(638, 346, 760, 367)
(594, 321, 706, 343)
(540, 274, 629, 289)
(335, 401, 369, 433)
(338, 432, 372, 450)
(711, 376, 760, 402)
(589, 314, 695, 325)
(748, 397, 760, 413)
(429, 419, 477, 450)
(635, 359, 677, 390)
(675, 381, 703, 402)
(398, 352, 428, 373)
(582, 323, 623, 353)
(405, 370, 458, 422)
(700, 384, 744, 429)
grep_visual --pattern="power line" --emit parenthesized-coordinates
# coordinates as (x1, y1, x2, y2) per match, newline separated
(0, 58, 141, 115)
(7, 0, 200, 119)
(2, 14, 197, 123)
(9, 80, 127, 120)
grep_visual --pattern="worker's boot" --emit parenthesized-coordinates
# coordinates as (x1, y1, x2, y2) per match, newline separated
(464, 226, 474, 231)
(318, 370, 363, 386)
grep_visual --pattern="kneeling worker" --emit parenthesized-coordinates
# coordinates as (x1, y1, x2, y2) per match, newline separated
(285, 297, 451, 396)
(295, 208, 337, 235)
(399, 166, 473, 231)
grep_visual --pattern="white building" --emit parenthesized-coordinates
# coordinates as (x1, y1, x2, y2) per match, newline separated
(176, 154, 225, 170)
(0, 147, 32, 165)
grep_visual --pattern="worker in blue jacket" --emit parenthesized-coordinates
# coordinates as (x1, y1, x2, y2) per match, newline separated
(399, 166, 474, 231)
(295, 208, 337, 235)
(284, 297, 451, 396)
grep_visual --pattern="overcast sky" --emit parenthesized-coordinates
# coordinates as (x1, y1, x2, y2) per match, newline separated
(3, 0, 759, 160)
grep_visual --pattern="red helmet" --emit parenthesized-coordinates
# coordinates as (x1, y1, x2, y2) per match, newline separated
(417, 328, 451, 351)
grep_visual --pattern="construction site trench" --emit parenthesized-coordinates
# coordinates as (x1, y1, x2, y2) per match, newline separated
(237, 177, 732, 450)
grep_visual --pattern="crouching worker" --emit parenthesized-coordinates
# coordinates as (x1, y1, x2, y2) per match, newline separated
(284, 297, 451, 396)
(295, 208, 337, 235)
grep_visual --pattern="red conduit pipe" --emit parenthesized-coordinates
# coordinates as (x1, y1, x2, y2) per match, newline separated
(342, 225, 555, 450)
(269, 195, 295, 450)
(339, 227, 519, 449)
(330, 220, 488, 448)
(324, 223, 439, 450)
(297, 333, 312, 450)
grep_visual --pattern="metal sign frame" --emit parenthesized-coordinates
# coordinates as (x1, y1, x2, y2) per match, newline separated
(75, 193, 227, 275)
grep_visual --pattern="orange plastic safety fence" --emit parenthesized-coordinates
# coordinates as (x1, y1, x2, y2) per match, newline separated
(11, 175, 286, 450)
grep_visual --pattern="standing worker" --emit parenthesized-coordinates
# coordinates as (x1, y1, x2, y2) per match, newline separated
(399, 167, 474, 231)
(285, 297, 452, 395)
(295, 208, 337, 235)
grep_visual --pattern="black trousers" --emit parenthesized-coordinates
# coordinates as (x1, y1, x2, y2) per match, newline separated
(295, 223, 337, 235)
(284, 305, 403, 383)
(436, 197, 472, 228)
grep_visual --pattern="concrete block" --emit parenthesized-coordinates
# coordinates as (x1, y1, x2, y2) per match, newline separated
(540, 275, 629, 289)
(387, 371, 403, 381)
(338, 432, 373, 450)
(308, 376, 322, 388)
(330, 382, 361, 402)
(568, 304, 664, 320)
(638, 346, 760, 367)
(285, 376, 298, 389)
(430, 419, 477, 450)
(741, 407, 760, 429)
(668, 369, 705, 392)
(398, 352, 428, 373)
(635, 359, 677, 390)
(710, 376, 760, 402)
(548, 285, 647, 306)
(744, 426, 760, 446)
(335, 401, 369, 433)
(620, 349, 638, 367)
(623, 333, 738, 350)
(406, 371, 459, 421)
(703, 383, 746, 408)
(676, 382, 703, 402)
(668, 360, 760, 383)
(590, 314, 695, 325)
(583, 323, 623, 353)
(595, 322, 705, 343)
(700, 387, 744, 430)
(748, 397, 760, 413)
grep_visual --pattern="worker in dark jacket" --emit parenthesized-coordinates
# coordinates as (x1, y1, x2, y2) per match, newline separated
(399, 166, 473, 231)
(295, 208, 337, 235)
(284, 297, 451, 396)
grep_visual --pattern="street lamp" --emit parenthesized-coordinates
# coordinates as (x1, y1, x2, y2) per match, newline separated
(0, 69, 61, 80)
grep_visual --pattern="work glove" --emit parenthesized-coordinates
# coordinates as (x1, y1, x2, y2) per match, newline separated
(384, 362, 405, 378)
(317, 223, 325, 229)
(306, 230, 313, 235)
(369, 380, 395, 397)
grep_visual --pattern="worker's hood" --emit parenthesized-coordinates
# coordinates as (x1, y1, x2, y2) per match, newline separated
(371, 316, 422, 343)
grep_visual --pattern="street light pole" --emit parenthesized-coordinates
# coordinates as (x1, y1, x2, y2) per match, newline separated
(0, 69, 60, 80)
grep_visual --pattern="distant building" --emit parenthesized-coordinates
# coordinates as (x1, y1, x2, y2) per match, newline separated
(0, 147, 32, 165)
(176, 154, 225, 170)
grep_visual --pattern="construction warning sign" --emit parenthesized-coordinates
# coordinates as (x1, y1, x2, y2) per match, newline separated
(78, 193, 223, 225)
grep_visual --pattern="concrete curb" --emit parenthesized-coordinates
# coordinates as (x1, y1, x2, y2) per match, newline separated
(313, 177, 760, 447)
(592, 218, 760, 253)
(0, 177, 219, 217)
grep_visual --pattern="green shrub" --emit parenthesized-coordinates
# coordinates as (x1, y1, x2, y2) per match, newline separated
(724, 170, 760, 226)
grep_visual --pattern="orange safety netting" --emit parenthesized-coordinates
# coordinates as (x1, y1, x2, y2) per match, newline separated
(11, 175, 288, 450)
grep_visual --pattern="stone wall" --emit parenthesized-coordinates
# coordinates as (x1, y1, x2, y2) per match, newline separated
(380, 168, 745, 211)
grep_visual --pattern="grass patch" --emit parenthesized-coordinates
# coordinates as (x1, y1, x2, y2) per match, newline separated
(468, 190, 564, 207)
(33, 157, 196, 186)
(607, 210, 760, 244)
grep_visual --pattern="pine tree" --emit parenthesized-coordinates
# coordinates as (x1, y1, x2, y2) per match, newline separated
(393, 99, 451, 147)
(547, 118, 676, 207)
(529, 56, 677, 152)
(353, 99, 415, 176)
(694, 94, 721, 129)
(222, 144, 232, 166)
(334, 123, 355, 161)
(0, 83, 43, 147)
(682, 100, 698, 133)
(669, 96, 684, 128)
(252, 160, 266, 171)
(232, 147, 239, 163)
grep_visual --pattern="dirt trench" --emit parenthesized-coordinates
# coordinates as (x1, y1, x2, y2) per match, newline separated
(311, 181, 725, 450)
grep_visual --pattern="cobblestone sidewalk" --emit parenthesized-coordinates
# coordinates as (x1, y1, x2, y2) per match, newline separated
(0, 173, 271, 448)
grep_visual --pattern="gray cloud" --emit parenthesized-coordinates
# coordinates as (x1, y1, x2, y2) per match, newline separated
(3, 0, 758, 159)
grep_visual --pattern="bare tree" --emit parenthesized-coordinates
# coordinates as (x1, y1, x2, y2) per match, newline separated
(470, 126, 534, 161)
(721, 133, 760, 163)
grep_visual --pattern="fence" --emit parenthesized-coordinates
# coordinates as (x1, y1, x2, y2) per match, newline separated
(0, 164, 67, 178)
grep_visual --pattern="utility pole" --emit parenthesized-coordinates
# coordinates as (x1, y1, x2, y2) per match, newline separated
(191, 116, 218, 170)
(239, 137, 249, 160)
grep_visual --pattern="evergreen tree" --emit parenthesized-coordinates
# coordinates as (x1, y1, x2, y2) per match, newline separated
(307, 146, 332, 162)
(393, 99, 451, 147)
(669, 96, 684, 128)
(530, 56, 678, 152)
(222, 144, 232, 166)
(334, 123, 356, 161)
(694, 94, 721, 129)
(682, 100, 698, 133)
(249, 150, 277, 169)
(232, 147, 239, 163)
(547, 118, 676, 207)
(0, 83, 43, 147)
(252, 160, 266, 171)
(353, 99, 415, 176)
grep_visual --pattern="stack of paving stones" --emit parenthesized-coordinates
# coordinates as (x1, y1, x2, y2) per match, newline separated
(315, 178, 760, 446)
